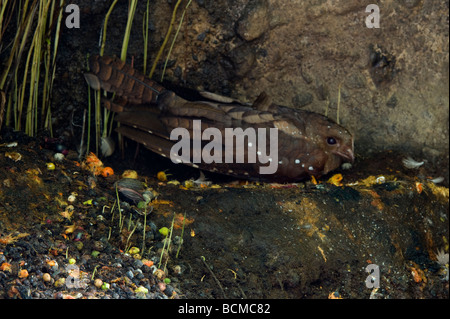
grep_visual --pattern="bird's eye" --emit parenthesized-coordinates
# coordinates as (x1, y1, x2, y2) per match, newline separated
(327, 137, 337, 145)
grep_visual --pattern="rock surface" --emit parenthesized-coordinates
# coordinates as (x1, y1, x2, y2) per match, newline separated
(51, 0, 448, 175)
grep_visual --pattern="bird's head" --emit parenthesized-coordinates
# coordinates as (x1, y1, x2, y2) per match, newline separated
(308, 115, 354, 174)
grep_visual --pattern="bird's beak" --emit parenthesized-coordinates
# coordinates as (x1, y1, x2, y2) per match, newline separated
(335, 146, 354, 163)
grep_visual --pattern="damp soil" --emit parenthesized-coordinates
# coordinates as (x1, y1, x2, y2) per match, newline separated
(0, 128, 448, 299)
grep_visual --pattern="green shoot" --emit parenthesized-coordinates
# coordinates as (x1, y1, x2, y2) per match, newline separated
(161, 0, 192, 82)
(176, 212, 186, 258)
(149, 0, 183, 79)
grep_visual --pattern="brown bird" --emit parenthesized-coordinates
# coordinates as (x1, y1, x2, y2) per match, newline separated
(84, 55, 354, 182)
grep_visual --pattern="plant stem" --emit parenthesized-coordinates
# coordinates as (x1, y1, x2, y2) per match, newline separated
(337, 82, 342, 124)
(176, 212, 186, 258)
(142, 0, 150, 74)
(161, 0, 192, 82)
(115, 183, 123, 233)
(120, 0, 138, 61)
(200, 256, 226, 298)
(142, 206, 147, 256)
(100, 0, 118, 56)
(158, 213, 175, 270)
(149, 0, 183, 79)
(125, 218, 138, 254)
(86, 55, 91, 156)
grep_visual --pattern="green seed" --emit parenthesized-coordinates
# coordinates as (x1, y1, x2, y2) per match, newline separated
(128, 247, 140, 255)
(101, 282, 110, 290)
(75, 241, 83, 251)
(54, 277, 65, 287)
(159, 227, 169, 237)
(137, 201, 147, 209)
(135, 286, 148, 294)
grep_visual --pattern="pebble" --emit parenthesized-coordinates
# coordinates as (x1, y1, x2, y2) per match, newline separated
(153, 268, 166, 281)
(93, 241, 105, 251)
(236, 1, 270, 41)
(54, 292, 64, 299)
(111, 292, 120, 299)
(386, 94, 398, 108)
(54, 153, 65, 162)
(227, 44, 256, 78)
(157, 282, 166, 292)
(173, 265, 182, 275)
(134, 269, 144, 280)
(164, 285, 175, 297)
(0, 201, 188, 299)
(292, 92, 313, 108)
(125, 270, 134, 280)
(133, 259, 144, 269)
(197, 32, 206, 41)
(50, 263, 59, 274)
(173, 235, 183, 245)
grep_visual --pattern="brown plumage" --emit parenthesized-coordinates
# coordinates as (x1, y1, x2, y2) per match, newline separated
(84, 55, 354, 182)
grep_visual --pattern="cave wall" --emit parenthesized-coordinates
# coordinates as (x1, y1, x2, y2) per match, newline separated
(55, 0, 449, 164)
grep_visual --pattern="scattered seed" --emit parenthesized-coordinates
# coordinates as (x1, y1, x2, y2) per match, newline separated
(94, 278, 103, 288)
(42, 273, 52, 282)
